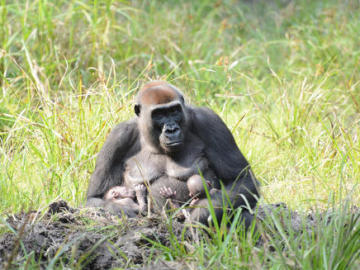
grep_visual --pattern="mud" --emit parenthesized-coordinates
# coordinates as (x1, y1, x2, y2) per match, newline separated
(0, 201, 191, 269)
(0, 201, 358, 269)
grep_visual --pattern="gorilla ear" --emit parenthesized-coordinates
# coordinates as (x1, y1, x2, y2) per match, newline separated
(134, 104, 141, 116)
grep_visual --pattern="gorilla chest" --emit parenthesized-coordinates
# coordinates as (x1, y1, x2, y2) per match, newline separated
(123, 147, 209, 185)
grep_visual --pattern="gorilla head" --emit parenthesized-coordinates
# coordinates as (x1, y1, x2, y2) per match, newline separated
(134, 81, 189, 153)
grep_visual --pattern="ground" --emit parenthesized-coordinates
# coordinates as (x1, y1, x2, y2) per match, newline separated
(1, 201, 358, 269)
(0, 201, 192, 269)
(1, 0, 360, 268)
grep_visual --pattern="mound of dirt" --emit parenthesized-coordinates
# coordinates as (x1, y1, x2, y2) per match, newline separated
(0, 200, 191, 269)
(1, 201, 357, 269)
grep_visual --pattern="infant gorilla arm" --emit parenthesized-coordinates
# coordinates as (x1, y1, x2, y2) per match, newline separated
(86, 81, 260, 225)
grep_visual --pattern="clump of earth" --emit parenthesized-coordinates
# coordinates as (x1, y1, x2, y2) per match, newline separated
(0, 201, 357, 269)
(0, 201, 194, 269)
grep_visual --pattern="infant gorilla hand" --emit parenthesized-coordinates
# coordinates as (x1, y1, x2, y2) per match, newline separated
(159, 186, 177, 199)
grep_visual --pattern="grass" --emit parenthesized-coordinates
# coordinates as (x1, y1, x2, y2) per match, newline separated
(0, 0, 359, 268)
(160, 203, 360, 269)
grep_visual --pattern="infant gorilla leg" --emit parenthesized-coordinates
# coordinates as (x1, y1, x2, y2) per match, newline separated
(134, 184, 147, 213)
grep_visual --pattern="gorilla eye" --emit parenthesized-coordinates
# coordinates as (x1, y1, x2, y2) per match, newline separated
(152, 109, 165, 120)
(169, 105, 181, 114)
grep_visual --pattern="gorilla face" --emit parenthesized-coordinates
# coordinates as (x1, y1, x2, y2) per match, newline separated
(134, 82, 189, 153)
(151, 102, 185, 152)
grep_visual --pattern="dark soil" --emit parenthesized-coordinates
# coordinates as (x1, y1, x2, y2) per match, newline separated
(0, 201, 358, 269)
(0, 200, 191, 269)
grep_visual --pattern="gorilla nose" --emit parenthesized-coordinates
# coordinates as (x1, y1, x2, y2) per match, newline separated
(166, 126, 179, 134)
(164, 124, 180, 139)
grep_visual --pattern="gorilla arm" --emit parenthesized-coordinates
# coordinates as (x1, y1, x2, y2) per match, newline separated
(86, 119, 140, 216)
(190, 107, 260, 223)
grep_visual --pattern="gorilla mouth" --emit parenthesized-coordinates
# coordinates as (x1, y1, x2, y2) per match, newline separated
(165, 141, 182, 147)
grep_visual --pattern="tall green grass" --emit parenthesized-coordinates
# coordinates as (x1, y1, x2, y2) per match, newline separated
(151, 202, 360, 269)
(1, 0, 358, 214)
(0, 0, 359, 267)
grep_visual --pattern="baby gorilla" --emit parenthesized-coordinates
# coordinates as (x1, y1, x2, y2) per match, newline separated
(187, 175, 219, 205)
(104, 185, 147, 214)
(160, 175, 219, 209)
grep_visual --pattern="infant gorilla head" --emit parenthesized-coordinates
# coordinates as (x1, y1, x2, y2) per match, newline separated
(186, 175, 219, 205)
(187, 175, 210, 197)
(104, 185, 147, 214)
(104, 186, 135, 201)
(186, 174, 219, 198)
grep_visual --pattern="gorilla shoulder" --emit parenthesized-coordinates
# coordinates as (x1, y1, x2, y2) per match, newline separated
(86, 119, 140, 200)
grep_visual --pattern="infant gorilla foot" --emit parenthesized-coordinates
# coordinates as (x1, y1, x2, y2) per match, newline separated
(159, 186, 177, 199)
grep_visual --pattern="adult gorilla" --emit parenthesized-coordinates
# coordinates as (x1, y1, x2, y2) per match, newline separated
(86, 81, 260, 225)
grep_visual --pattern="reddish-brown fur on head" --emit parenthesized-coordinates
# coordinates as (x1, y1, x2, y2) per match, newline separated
(137, 81, 179, 105)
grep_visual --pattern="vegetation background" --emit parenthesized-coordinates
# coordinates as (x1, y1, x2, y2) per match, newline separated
(0, 0, 359, 268)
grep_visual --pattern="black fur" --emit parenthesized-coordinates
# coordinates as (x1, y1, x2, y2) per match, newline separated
(86, 85, 260, 224)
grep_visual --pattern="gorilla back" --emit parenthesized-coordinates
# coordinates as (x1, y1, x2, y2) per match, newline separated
(86, 81, 260, 225)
